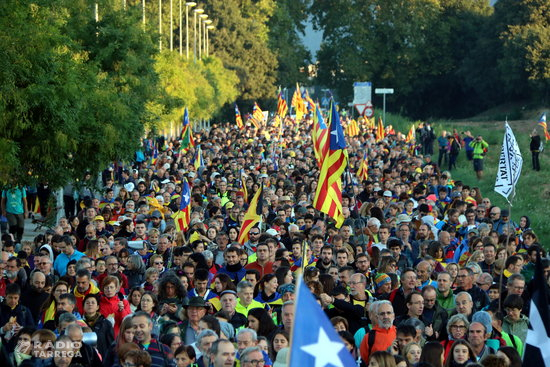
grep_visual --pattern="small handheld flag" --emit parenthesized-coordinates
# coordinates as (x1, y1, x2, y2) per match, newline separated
(172, 179, 191, 232)
(494, 122, 522, 204)
(538, 112, 550, 141)
(235, 104, 244, 130)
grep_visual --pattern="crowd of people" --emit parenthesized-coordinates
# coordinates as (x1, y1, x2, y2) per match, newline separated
(0, 113, 547, 367)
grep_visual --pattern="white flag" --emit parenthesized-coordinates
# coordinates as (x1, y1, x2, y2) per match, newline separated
(494, 122, 523, 204)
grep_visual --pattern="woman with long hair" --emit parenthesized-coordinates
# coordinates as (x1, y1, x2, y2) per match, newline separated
(157, 272, 188, 321)
(213, 273, 237, 294)
(102, 316, 136, 367)
(444, 340, 476, 367)
(254, 274, 282, 307)
(39, 281, 69, 327)
(247, 307, 278, 339)
(420, 341, 444, 367)
(127, 286, 144, 312)
(269, 330, 289, 362)
(369, 351, 397, 367)
(136, 291, 162, 338)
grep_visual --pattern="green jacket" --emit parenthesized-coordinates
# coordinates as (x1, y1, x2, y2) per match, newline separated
(502, 314, 529, 344)
(501, 330, 524, 357)
(436, 289, 456, 317)
(469, 140, 489, 159)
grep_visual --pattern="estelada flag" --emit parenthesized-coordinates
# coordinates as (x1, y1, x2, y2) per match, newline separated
(237, 184, 263, 244)
(405, 124, 416, 143)
(172, 180, 191, 232)
(277, 92, 288, 117)
(376, 116, 385, 142)
(235, 104, 244, 130)
(538, 112, 550, 141)
(357, 151, 369, 181)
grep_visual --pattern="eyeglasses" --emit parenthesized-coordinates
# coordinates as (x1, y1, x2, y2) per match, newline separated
(451, 325, 466, 330)
(107, 263, 118, 266)
(154, 261, 164, 265)
(249, 232, 260, 235)
(243, 359, 265, 366)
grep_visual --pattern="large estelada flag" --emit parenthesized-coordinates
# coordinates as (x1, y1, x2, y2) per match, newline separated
(523, 250, 550, 366)
(172, 179, 191, 232)
(237, 184, 263, 244)
(313, 100, 348, 228)
(311, 104, 328, 168)
(289, 277, 356, 366)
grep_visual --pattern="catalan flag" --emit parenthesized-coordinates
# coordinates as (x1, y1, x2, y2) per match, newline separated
(405, 124, 416, 143)
(237, 184, 263, 244)
(303, 89, 315, 113)
(235, 104, 244, 130)
(376, 116, 385, 142)
(357, 151, 369, 181)
(172, 179, 191, 232)
(311, 104, 328, 168)
(313, 100, 348, 228)
(193, 145, 204, 170)
(237, 171, 248, 204)
(277, 91, 288, 118)
(180, 108, 195, 149)
(292, 83, 306, 123)
(150, 145, 158, 166)
(345, 119, 360, 137)
(538, 113, 550, 141)
(251, 102, 265, 128)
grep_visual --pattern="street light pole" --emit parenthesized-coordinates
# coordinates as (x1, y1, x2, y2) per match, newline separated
(159, 0, 162, 51)
(206, 24, 214, 56)
(185, 2, 196, 60)
(199, 14, 208, 60)
(170, 0, 173, 51)
(193, 8, 203, 62)
(142, 0, 146, 27)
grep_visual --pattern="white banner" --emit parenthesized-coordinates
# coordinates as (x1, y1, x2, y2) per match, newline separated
(494, 122, 523, 204)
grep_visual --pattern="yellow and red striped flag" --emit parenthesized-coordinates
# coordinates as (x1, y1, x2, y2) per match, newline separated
(357, 151, 369, 181)
(376, 116, 385, 142)
(345, 119, 360, 137)
(235, 104, 244, 130)
(250, 102, 264, 128)
(292, 83, 306, 123)
(405, 124, 416, 143)
(237, 184, 263, 244)
(313, 100, 348, 228)
(277, 91, 288, 118)
(172, 179, 191, 232)
(538, 113, 550, 141)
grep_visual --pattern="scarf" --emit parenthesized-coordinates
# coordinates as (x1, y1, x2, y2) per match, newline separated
(84, 312, 101, 328)
(14, 350, 31, 366)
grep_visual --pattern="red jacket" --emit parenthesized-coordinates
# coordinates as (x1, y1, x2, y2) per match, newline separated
(99, 293, 131, 338)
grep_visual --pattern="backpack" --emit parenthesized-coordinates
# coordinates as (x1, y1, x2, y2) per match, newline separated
(450, 139, 461, 155)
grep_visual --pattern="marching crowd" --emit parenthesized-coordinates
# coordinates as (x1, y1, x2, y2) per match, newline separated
(0, 114, 547, 367)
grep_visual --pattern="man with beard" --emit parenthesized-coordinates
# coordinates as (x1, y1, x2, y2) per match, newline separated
(217, 248, 246, 284)
(359, 301, 396, 362)
(21, 271, 49, 322)
(315, 245, 335, 274)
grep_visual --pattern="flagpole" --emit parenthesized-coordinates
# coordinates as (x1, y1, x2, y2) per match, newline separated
(287, 273, 303, 365)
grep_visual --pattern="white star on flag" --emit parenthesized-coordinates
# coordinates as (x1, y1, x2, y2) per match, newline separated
(301, 327, 345, 367)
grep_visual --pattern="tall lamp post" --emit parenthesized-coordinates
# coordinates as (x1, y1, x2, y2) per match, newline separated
(206, 24, 214, 56)
(184, 2, 196, 59)
(193, 8, 204, 62)
(203, 19, 211, 57)
(158, 0, 163, 51)
(170, 0, 173, 51)
(199, 13, 208, 60)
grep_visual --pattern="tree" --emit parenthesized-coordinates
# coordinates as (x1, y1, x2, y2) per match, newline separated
(204, 0, 279, 101)
(0, 0, 159, 187)
(267, 0, 311, 88)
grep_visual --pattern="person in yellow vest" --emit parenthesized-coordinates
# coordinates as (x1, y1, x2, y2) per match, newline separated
(235, 281, 265, 317)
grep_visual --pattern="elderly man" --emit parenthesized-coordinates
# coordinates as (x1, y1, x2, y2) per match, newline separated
(349, 273, 372, 308)
(240, 346, 266, 367)
(454, 292, 474, 321)
(217, 290, 247, 330)
(65, 323, 102, 367)
(195, 329, 218, 367)
(360, 301, 396, 362)
(454, 267, 489, 311)
(21, 270, 49, 321)
(235, 281, 265, 317)
(416, 261, 436, 289)
(180, 297, 209, 345)
(421, 285, 448, 340)
(281, 301, 295, 332)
